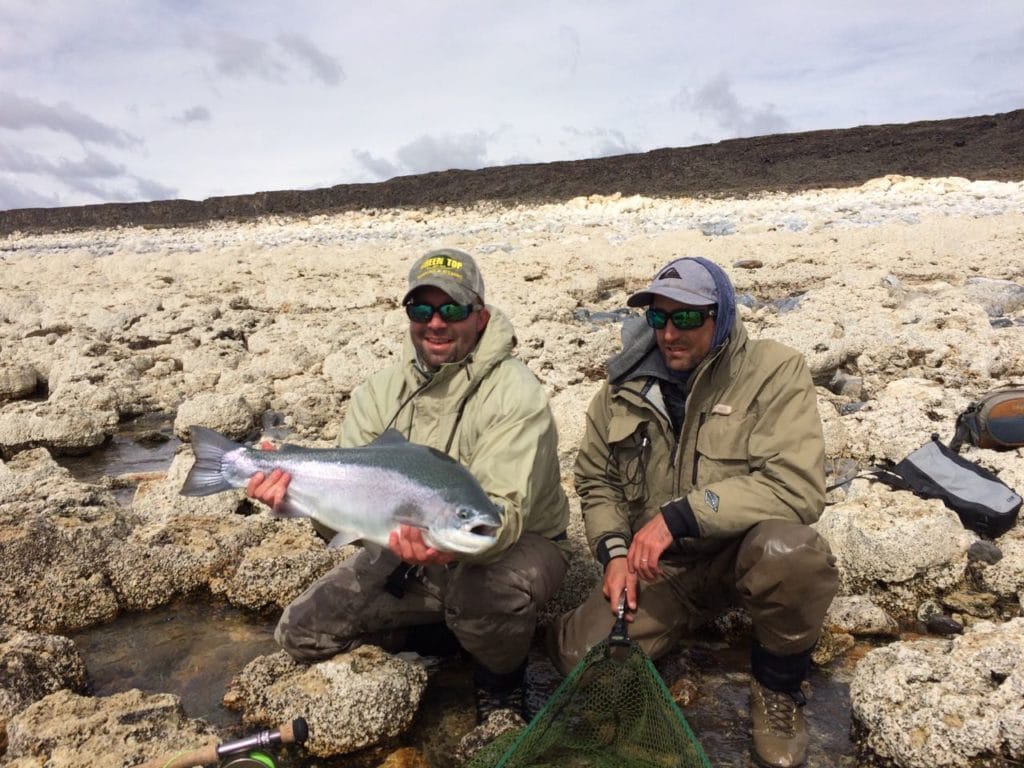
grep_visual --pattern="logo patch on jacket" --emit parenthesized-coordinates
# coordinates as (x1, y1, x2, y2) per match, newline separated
(705, 489, 720, 512)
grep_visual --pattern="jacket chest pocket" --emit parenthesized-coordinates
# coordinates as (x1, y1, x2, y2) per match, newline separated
(608, 414, 651, 504)
(694, 414, 753, 486)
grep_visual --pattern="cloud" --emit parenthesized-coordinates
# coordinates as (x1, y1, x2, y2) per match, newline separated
(134, 176, 177, 202)
(673, 74, 791, 139)
(562, 127, 641, 158)
(176, 105, 212, 125)
(353, 131, 494, 180)
(0, 91, 139, 148)
(0, 140, 174, 211)
(0, 142, 122, 181)
(0, 177, 61, 211)
(204, 32, 286, 81)
(396, 132, 491, 173)
(55, 151, 126, 182)
(277, 34, 345, 85)
(351, 149, 399, 181)
(184, 28, 343, 86)
(0, 142, 51, 174)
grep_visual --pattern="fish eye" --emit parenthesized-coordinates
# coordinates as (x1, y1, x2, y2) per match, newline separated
(456, 506, 474, 520)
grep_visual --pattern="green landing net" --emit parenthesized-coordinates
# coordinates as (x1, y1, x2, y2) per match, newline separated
(466, 601, 712, 768)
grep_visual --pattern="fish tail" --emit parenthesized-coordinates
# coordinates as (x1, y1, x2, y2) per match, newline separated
(180, 425, 240, 496)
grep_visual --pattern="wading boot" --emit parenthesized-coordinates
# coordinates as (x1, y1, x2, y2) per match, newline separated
(750, 679, 808, 767)
(473, 659, 527, 724)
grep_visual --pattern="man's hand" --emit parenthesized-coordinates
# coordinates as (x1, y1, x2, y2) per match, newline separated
(245, 441, 290, 512)
(602, 558, 639, 621)
(388, 524, 455, 567)
(627, 513, 673, 582)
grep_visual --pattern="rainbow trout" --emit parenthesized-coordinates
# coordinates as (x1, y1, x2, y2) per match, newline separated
(180, 426, 502, 555)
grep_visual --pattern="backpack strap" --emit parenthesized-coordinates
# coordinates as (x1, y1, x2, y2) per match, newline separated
(857, 465, 913, 493)
(949, 409, 977, 453)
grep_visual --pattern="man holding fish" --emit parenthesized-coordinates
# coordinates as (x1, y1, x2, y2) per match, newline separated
(245, 248, 570, 723)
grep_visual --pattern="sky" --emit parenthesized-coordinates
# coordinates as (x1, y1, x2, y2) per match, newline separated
(1, 1, 1022, 212)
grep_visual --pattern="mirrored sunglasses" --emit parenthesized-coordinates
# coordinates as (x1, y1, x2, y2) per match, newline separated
(405, 302, 478, 323)
(645, 306, 717, 330)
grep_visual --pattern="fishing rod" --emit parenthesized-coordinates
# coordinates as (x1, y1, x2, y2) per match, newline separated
(138, 717, 308, 768)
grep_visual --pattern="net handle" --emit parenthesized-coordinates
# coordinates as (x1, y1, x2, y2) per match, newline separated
(608, 591, 630, 647)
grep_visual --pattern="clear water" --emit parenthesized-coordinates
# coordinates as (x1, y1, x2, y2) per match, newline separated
(680, 640, 859, 767)
(57, 412, 181, 505)
(69, 600, 278, 730)
(60, 423, 861, 766)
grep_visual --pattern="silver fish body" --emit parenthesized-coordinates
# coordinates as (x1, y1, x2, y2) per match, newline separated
(180, 426, 502, 555)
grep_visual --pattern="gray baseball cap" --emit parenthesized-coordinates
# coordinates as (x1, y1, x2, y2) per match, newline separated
(627, 258, 718, 307)
(402, 248, 485, 306)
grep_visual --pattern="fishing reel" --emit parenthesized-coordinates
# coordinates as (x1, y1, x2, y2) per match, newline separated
(218, 719, 308, 768)
(221, 754, 277, 768)
(140, 717, 308, 768)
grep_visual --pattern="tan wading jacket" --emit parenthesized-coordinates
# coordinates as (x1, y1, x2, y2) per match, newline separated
(340, 306, 570, 564)
(575, 316, 826, 564)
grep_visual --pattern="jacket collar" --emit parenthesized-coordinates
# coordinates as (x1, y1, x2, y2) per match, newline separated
(610, 316, 749, 392)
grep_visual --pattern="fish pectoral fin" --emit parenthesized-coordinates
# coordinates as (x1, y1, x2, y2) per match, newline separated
(362, 542, 386, 563)
(391, 502, 428, 530)
(273, 499, 307, 520)
(393, 515, 428, 530)
(327, 530, 361, 549)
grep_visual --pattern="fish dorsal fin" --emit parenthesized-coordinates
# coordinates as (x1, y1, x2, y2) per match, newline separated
(370, 430, 460, 469)
(370, 429, 409, 446)
(370, 430, 458, 467)
(425, 445, 458, 465)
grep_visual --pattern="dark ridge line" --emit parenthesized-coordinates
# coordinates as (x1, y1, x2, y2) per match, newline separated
(2, 109, 1022, 236)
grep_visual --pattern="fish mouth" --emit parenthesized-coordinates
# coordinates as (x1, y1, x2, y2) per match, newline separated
(471, 524, 499, 538)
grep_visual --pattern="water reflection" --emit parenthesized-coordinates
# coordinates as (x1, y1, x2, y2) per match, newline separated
(70, 604, 862, 766)
(57, 412, 180, 505)
(680, 641, 858, 767)
(70, 600, 278, 730)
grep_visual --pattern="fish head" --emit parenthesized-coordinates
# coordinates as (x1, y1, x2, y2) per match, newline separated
(423, 497, 503, 555)
(382, 437, 504, 554)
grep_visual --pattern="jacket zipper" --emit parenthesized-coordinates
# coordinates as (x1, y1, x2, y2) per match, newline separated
(691, 411, 707, 486)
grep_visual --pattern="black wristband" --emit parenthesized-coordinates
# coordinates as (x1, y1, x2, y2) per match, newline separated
(595, 534, 629, 568)
(660, 496, 700, 539)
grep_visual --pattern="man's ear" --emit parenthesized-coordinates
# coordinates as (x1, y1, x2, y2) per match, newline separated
(476, 306, 491, 330)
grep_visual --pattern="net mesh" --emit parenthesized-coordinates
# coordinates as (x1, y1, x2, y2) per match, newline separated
(465, 638, 711, 768)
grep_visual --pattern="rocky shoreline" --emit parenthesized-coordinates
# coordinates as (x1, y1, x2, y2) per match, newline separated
(1, 172, 1023, 767)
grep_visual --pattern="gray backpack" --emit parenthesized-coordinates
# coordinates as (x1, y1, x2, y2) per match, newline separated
(866, 435, 1021, 538)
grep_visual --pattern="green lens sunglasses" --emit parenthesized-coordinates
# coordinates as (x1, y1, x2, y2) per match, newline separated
(645, 306, 717, 330)
(405, 302, 478, 323)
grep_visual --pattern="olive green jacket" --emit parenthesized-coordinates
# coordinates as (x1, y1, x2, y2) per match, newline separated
(340, 306, 570, 562)
(574, 316, 825, 565)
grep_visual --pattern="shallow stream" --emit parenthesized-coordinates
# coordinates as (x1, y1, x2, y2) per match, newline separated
(60, 420, 862, 767)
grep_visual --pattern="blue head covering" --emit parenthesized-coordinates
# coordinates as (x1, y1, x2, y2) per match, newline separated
(608, 257, 737, 384)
